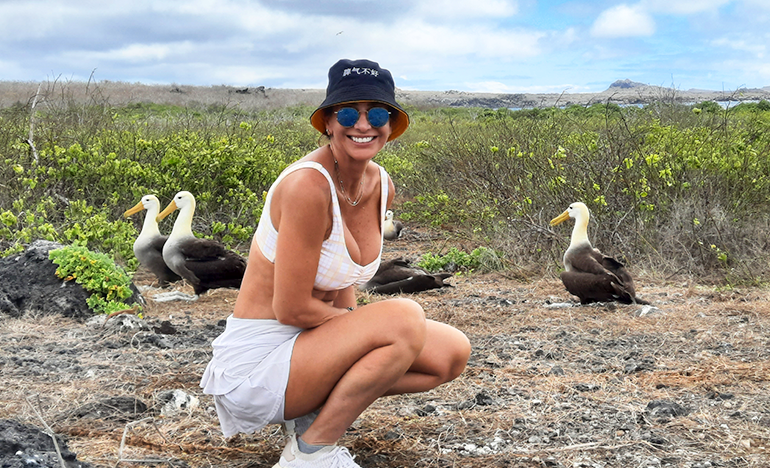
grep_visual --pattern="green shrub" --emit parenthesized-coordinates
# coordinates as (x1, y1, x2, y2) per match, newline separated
(418, 246, 503, 273)
(3, 91, 770, 284)
(49, 244, 138, 315)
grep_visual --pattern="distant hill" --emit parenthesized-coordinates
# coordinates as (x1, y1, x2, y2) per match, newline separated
(608, 79, 648, 90)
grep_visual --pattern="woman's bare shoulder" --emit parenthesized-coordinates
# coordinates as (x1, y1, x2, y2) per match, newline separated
(271, 164, 332, 231)
(276, 164, 331, 199)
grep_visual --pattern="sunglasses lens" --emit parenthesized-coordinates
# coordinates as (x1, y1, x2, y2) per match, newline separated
(334, 107, 391, 128)
(335, 107, 359, 127)
(367, 107, 390, 128)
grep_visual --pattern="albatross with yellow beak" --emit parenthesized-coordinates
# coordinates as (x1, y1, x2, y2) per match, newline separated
(123, 194, 182, 287)
(550, 202, 649, 305)
(156, 191, 247, 299)
(383, 210, 404, 240)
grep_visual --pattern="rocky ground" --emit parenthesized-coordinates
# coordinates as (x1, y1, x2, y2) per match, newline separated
(1, 232, 769, 468)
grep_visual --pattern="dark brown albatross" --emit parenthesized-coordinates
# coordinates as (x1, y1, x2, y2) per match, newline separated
(123, 194, 182, 287)
(156, 191, 247, 299)
(550, 202, 649, 305)
(359, 258, 452, 295)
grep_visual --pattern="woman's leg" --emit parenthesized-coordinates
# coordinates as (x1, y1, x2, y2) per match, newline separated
(284, 298, 470, 446)
(384, 318, 470, 396)
(284, 298, 427, 445)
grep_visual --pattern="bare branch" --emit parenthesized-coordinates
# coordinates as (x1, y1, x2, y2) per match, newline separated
(25, 396, 67, 468)
(27, 83, 41, 164)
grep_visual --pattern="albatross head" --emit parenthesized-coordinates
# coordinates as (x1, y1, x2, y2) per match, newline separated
(157, 191, 196, 222)
(124, 194, 161, 218)
(550, 202, 591, 246)
(385, 210, 394, 221)
(550, 202, 589, 226)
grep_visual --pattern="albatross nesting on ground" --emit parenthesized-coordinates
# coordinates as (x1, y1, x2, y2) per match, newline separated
(550, 202, 649, 305)
(383, 210, 404, 240)
(155, 191, 247, 301)
(358, 257, 452, 294)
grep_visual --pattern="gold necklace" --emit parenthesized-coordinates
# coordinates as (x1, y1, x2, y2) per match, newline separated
(333, 157, 365, 206)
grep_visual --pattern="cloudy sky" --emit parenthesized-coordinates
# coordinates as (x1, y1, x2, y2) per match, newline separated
(1, 0, 768, 93)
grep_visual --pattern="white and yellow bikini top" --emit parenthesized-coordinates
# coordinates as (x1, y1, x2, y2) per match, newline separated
(254, 161, 387, 291)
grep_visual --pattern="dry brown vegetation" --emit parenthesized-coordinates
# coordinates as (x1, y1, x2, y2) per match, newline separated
(3, 78, 769, 112)
(1, 230, 769, 468)
(0, 79, 325, 111)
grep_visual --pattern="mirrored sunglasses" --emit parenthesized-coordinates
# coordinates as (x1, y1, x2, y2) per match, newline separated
(334, 107, 391, 128)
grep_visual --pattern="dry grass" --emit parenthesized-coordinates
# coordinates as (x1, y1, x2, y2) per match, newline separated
(3, 79, 768, 113)
(2, 233, 770, 467)
(0, 79, 325, 112)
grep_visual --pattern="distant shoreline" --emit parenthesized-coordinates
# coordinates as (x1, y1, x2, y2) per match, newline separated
(1, 80, 769, 110)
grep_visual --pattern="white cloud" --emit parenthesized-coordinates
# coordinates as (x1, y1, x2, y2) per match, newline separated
(411, 0, 518, 20)
(740, 0, 770, 10)
(0, 2, 69, 40)
(0, 0, 767, 92)
(718, 59, 770, 82)
(60, 42, 198, 64)
(387, 21, 544, 59)
(711, 37, 766, 59)
(640, 0, 731, 15)
(590, 4, 656, 38)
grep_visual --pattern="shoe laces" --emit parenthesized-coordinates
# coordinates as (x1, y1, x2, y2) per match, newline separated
(329, 446, 359, 468)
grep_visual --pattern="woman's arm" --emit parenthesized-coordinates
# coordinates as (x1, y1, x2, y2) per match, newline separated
(271, 169, 349, 329)
(333, 286, 357, 310)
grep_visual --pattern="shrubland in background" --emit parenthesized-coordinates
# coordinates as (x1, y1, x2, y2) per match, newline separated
(2, 79, 770, 286)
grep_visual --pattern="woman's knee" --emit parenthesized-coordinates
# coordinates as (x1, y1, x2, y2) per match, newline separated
(432, 328, 470, 383)
(380, 298, 426, 351)
(446, 331, 471, 380)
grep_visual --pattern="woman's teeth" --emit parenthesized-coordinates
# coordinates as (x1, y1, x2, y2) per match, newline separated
(350, 136, 374, 143)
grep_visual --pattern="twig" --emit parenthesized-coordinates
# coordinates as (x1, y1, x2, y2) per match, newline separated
(116, 417, 171, 467)
(25, 396, 67, 468)
(526, 439, 652, 454)
(27, 83, 41, 164)
(664, 265, 688, 281)
(102, 305, 141, 328)
(553, 89, 568, 109)
(456, 409, 468, 426)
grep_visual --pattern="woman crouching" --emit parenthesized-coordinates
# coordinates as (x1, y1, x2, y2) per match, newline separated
(201, 58, 471, 468)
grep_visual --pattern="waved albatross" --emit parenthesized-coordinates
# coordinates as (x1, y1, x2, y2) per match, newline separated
(123, 194, 182, 287)
(550, 202, 649, 305)
(359, 258, 452, 294)
(156, 191, 247, 300)
(383, 210, 404, 240)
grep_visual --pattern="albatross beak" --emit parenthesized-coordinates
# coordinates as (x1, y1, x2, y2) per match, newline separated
(123, 201, 145, 218)
(156, 200, 178, 222)
(550, 210, 571, 226)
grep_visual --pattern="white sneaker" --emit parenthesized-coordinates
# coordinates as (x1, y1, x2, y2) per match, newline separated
(283, 408, 320, 437)
(272, 434, 360, 468)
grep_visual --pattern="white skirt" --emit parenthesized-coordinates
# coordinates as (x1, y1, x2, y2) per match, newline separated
(200, 315, 302, 437)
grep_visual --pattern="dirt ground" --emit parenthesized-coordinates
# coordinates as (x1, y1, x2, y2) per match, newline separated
(1, 231, 769, 468)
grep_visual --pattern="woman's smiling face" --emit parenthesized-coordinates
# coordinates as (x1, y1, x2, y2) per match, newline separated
(325, 102, 392, 159)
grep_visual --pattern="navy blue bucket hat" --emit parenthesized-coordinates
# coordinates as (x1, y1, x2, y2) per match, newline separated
(310, 59, 410, 141)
